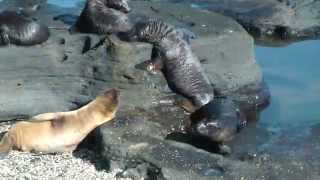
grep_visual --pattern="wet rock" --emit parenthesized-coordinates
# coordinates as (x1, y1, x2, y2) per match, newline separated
(175, 0, 320, 46)
(96, 115, 264, 179)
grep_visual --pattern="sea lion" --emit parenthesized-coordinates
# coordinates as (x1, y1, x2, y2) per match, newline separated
(127, 19, 214, 108)
(189, 97, 246, 143)
(0, 89, 119, 158)
(71, 0, 132, 34)
(126, 20, 246, 144)
(0, 11, 49, 46)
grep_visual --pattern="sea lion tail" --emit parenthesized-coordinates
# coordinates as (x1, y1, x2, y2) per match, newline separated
(0, 133, 11, 159)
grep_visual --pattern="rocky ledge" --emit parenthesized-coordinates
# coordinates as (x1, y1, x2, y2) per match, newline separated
(0, 1, 274, 179)
(164, 0, 320, 46)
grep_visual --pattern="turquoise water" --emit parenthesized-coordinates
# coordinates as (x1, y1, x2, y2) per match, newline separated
(47, 0, 79, 8)
(256, 40, 320, 130)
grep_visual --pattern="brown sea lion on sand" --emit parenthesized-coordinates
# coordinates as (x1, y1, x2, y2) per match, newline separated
(71, 0, 132, 34)
(0, 89, 119, 158)
(0, 11, 49, 46)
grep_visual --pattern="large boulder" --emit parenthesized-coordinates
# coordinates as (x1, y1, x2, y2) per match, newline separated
(168, 0, 320, 46)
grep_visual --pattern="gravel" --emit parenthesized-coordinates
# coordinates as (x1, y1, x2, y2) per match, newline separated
(0, 122, 128, 180)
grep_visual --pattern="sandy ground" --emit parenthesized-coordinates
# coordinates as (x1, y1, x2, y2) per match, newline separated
(0, 122, 127, 180)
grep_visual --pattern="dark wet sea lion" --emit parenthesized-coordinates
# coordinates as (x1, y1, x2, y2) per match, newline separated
(0, 89, 119, 157)
(127, 20, 246, 144)
(0, 11, 49, 46)
(72, 0, 132, 34)
(189, 97, 246, 143)
(128, 19, 214, 107)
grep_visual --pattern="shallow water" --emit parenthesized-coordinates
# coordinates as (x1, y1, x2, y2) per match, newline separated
(230, 41, 320, 164)
(256, 40, 320, 131)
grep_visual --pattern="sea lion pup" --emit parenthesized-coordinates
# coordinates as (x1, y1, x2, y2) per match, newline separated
(127, 19, 214, 108)
(189, 97, 247, 154)
(71, 0, 132, 34)
(0, 89, 119, 158)
(0, 11, 49, 46)
(126, 20, 246, 146)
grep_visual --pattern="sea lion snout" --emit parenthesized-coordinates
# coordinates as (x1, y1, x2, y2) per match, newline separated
(100, 89, 120, 113)
(103, 89, 119, 101)
(189, 98, 247, 142)
(191, 115, 239, 142)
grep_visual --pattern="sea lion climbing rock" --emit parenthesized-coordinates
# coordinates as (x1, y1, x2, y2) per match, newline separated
(72, 0, 132, 34)
(127, 19, 214, 107)
(0, 89, 119, 158)
(126, 19, 246, 144)
(0, 11, 49, 46)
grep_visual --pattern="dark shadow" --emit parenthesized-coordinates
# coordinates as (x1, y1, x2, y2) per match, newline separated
(166, 132, 223, 154)
(73, 128, 111, 171)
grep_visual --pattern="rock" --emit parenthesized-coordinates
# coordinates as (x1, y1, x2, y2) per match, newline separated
(0, 28, 161, 121)
(96, 115, 264, 179)
(172, 0, 320, 46)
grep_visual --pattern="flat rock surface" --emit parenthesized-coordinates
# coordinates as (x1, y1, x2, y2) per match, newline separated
(170, 0, 320, 45)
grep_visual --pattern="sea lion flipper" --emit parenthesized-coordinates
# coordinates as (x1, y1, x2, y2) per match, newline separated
(0, 134, 11, 159)
(174, 95, 197, 113)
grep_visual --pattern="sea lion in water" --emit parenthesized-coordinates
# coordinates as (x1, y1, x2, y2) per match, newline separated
(190, 97, 246, 142)
(72, 0, 132, 34)
(126, 20, 246, 144)
(0, 89, 119, 158)
(0, 11, 49, 46)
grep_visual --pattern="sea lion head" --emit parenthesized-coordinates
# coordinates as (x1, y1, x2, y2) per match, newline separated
(95, 89, 120, 118)
(189, 97, 247, 142)
(107, 0, 131, 13)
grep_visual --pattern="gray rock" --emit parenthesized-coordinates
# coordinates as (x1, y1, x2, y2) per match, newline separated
(172, 0, 320, 46)
(0, 29, 160, 121)
(97, 117, 264, 180)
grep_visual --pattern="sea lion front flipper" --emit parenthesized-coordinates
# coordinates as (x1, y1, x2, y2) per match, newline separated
(144, 47, 164, 74)
(174, 95, 197, 113)
(0, 25, 10, 45)
(0, 133, 11, 159)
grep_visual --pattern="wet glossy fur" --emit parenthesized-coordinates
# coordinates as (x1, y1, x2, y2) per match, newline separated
(73, 0, 132, 34)
(0, 11, 49, 46)
(129, 20, 214, 107)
